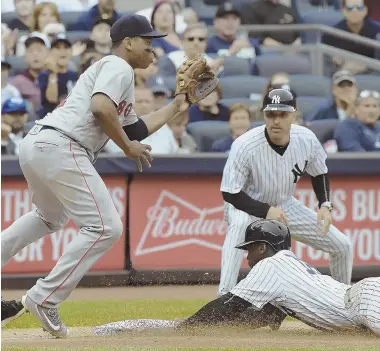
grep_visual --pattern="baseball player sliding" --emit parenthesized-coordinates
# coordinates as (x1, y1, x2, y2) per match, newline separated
(219, 88, 353, 297)
(178, 220, 379, 335)
(0, 15, 218, 338)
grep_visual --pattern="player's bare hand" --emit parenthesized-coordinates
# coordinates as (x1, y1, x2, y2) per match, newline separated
(174, 93, 189, 113)
(317, 207, 332, 235)
(266, 207, 288, 225)
(124, 141, 153, 172)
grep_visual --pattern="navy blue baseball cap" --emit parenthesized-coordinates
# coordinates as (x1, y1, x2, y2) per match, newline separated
(2, 97, 27, 114)
(110, 14, 167, 42)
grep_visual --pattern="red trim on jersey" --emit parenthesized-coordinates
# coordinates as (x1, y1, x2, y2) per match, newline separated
(41, 141, 105, 305)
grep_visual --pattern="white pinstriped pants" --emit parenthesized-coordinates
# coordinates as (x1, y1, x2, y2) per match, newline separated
(218, 197, 353, 296)
(345, 277, 380, 335)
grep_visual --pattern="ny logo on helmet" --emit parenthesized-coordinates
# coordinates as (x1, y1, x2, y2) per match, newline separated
(271, 95, 281, 104)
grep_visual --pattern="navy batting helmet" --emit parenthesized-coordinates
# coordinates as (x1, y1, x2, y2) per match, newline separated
(262, 88, 297, 113)
(235, 219, 291, 251)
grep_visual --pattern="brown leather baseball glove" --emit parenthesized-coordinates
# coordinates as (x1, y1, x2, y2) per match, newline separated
(175, 53, 219, 104)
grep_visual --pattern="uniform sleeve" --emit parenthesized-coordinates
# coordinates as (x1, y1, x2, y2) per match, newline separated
(220, 140, 251, 194)
(92, 59, 134, 106)
(231, 259, 283, 309)
(305, 134, 328, 176)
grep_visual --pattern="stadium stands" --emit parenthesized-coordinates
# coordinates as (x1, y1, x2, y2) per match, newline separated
(255, 54, 312, 76)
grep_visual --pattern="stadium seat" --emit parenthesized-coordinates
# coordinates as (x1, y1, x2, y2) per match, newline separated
(219, 75, 268, 99)
(220, 56, 252, 77)
(61, 12, 82, 29)
(219, 98, 257, 107)
(297, 96, 329, 118)
(7, 56, 27, 76)
(1, 12, 17, 26)
(187, 121, 230, 151)
(251, 121, 265, 129)
(355, 75, 380, 92)
(305, 119, 339, 144)
(290, 74, 331, 98)
(66, 31, 90, 43)
(301, 10, 343, 42)
(255, 54, 312, 77)
(185, 0, 217, 24)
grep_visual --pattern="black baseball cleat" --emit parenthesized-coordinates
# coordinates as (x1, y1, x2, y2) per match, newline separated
(2, 299, 26, 327)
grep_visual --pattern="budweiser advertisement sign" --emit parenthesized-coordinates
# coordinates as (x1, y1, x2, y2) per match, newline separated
(1, 176, 127, 273)
(130, 176, 380, 269)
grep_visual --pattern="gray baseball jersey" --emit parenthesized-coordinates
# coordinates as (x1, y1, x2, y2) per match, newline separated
(36, 55, 138, 162)
(218, 125, 353, 296)
(231, 250, 378, 333)
(1, 54, 140, 309)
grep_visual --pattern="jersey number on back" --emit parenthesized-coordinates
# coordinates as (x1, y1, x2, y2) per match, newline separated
(285, 253, 320, 275)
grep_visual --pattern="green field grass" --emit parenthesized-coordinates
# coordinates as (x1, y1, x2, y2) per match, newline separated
(4, 299, 209, 329)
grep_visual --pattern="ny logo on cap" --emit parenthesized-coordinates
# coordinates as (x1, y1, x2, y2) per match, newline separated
(271, 95, 281, 104)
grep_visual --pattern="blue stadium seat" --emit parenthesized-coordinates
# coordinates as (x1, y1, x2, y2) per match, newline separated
(297, 96, 329, 118)
(185, 0, 217, 25)
(219, 98, 257, 107)
(290, 74, 331, 98)
(66, 31, 90, 43)
(255, 54, 312, 77)
(220, 56, 252, 77)
(7, 56, 27, 76)
(355, 75, 380, 92)
(219, 75, 268, 99)
(187, 121, 230, 151)
(1, 12, 17, 26)
(301, 10, 343, 42)
(305, 119, 339, 144)
(61, 12, 82, 29)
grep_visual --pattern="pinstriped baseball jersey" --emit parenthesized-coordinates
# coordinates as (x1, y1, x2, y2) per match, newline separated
(220, 125, 328, 207)
(231, 250, 357, 332)
(37, 55, 138, 162)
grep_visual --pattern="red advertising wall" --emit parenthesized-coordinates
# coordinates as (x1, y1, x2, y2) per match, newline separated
(1, 176, 127, 273)
(129, 176, 380, 269)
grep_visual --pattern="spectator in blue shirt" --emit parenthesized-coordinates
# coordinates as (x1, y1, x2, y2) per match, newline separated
(212, 103, 251, 153)
(189, 84, 229, 123)
(305, 70, 358, 122)
(334, 90, 380, 151)
(70, 0, 120, 31)
(322, 0, 380, 74)
(207, 2, 260, 60)
(151, 1, 183, 57)
(38, 34, 77, 118)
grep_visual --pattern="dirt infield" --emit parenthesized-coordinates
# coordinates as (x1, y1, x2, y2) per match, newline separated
(2, 285, 380, 350)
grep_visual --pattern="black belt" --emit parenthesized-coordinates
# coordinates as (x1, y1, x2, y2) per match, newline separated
(40, 125, 84, 149)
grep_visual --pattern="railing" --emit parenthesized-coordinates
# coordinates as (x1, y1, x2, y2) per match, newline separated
(206, 23, 380, 76)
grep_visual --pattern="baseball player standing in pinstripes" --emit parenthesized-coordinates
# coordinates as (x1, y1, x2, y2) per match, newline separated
(218, 88, 353, 297)
(180, 220, 379, 335)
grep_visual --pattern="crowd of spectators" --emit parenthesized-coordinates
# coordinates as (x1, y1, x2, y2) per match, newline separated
(1, 0, 380, 156)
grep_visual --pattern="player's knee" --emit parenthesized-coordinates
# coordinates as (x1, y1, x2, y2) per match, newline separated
(334, 233, 353, 257)
(103, 215, 123, 242)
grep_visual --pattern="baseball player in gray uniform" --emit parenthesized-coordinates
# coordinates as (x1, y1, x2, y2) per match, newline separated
(179, 220, 380, 335)
(218, 88, 353, 297)
(0, 15, 194, 338)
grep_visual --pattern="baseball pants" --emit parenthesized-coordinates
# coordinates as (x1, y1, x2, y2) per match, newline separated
(345, 277, 380, 335)
(218, 197, 353, 296)
(1, 129, 122, 308)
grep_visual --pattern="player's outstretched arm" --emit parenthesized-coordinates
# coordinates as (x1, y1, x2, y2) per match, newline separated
(139, 94, 189, 136)
(176, 293, 285, 330)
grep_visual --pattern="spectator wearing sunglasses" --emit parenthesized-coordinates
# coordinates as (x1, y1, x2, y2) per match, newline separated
(322, 0, 380, 74)
(334, 90, 380, 151)
(158, 22, 224, 77)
